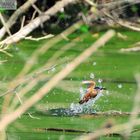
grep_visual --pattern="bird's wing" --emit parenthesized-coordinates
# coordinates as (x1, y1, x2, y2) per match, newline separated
(82, 80, 96, 86)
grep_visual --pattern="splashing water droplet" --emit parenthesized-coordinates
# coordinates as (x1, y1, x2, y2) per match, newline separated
(79, 87, 84, 94)
(79, 87, 86, 99)
(98, 78, 103, 83)
(70, 103, 83, 114)
(15, 47, 19, 51)
(106, 90, 109, 95)
(118, 84, 122, 88)
(93, 62, 97, 66)
(70, 91, 103, 114)
(90, 73, 95, 79)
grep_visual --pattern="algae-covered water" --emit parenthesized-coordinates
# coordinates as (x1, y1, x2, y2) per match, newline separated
(0, 29, 140, 139)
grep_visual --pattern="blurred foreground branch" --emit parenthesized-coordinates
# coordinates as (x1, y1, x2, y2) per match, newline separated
(121, 42, 140, 52)
(121, 46, 140, 52)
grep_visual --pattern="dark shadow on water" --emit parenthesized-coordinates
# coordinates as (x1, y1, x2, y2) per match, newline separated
(36, 108, 96, 117)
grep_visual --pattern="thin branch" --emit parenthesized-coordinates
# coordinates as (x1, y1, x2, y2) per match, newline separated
(20, 16, 26, 30)
(121, 47, 140, 52)
(0, 60, 7, 65)
(0, 49, 13, 57)
(31, 4, 42, 14)
(84, 0, 96, 7)
(0, 13, 12, 37)
(117, 20, 140, 32)
(104, 11, 140, 32)
(31, 10, 37, 21)
(24, 34, 54, 41)
(15, 91, 40, 120)
(121, 42, 140, 52)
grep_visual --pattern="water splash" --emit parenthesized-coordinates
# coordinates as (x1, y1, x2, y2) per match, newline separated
(70, 103, 83, 114)
(70, 93, 103, 114)
(118, 84, 122, 89)
(79, 87, 86, 98)
(106, 90, 110, 95)
(70, 87, 103, 114)
(98, 78, 103, 83)
(93, 62, 97, 66)
(90, 73, 95, 79)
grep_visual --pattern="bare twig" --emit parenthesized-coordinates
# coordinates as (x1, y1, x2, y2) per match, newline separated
(31, 4, 42, 14)
(121, 47, 140, 52)
(104, 11, 140, 32)
(84, 0, 96, 7)
(0, 13, 12, 37)
(117, 20, 140, 32)
(20, 16, 26, 30)
(24, 34, 54, 41)
(31, 10, 37, 21)
(0, 60, 7, 65)
(15, 91, 40, 120)
(0, 49, 12, 57)
(121, 42, 140, 52)
(0, 45, 12, 57)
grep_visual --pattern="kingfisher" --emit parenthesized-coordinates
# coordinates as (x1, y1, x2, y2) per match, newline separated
(79, 80, 106, 104)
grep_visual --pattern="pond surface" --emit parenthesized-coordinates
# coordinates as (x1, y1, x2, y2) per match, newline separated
(0, 29, 140, 139)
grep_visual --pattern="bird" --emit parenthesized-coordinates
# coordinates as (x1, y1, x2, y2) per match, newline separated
(79, 80, 106, 104)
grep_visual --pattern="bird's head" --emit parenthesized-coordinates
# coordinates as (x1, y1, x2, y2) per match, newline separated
(94, 87, 107, 93)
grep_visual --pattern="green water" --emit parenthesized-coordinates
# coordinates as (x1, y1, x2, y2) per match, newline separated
(0, 29, 140, 139)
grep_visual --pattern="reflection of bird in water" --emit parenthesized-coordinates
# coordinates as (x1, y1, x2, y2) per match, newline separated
(79, 80, 106, 104)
